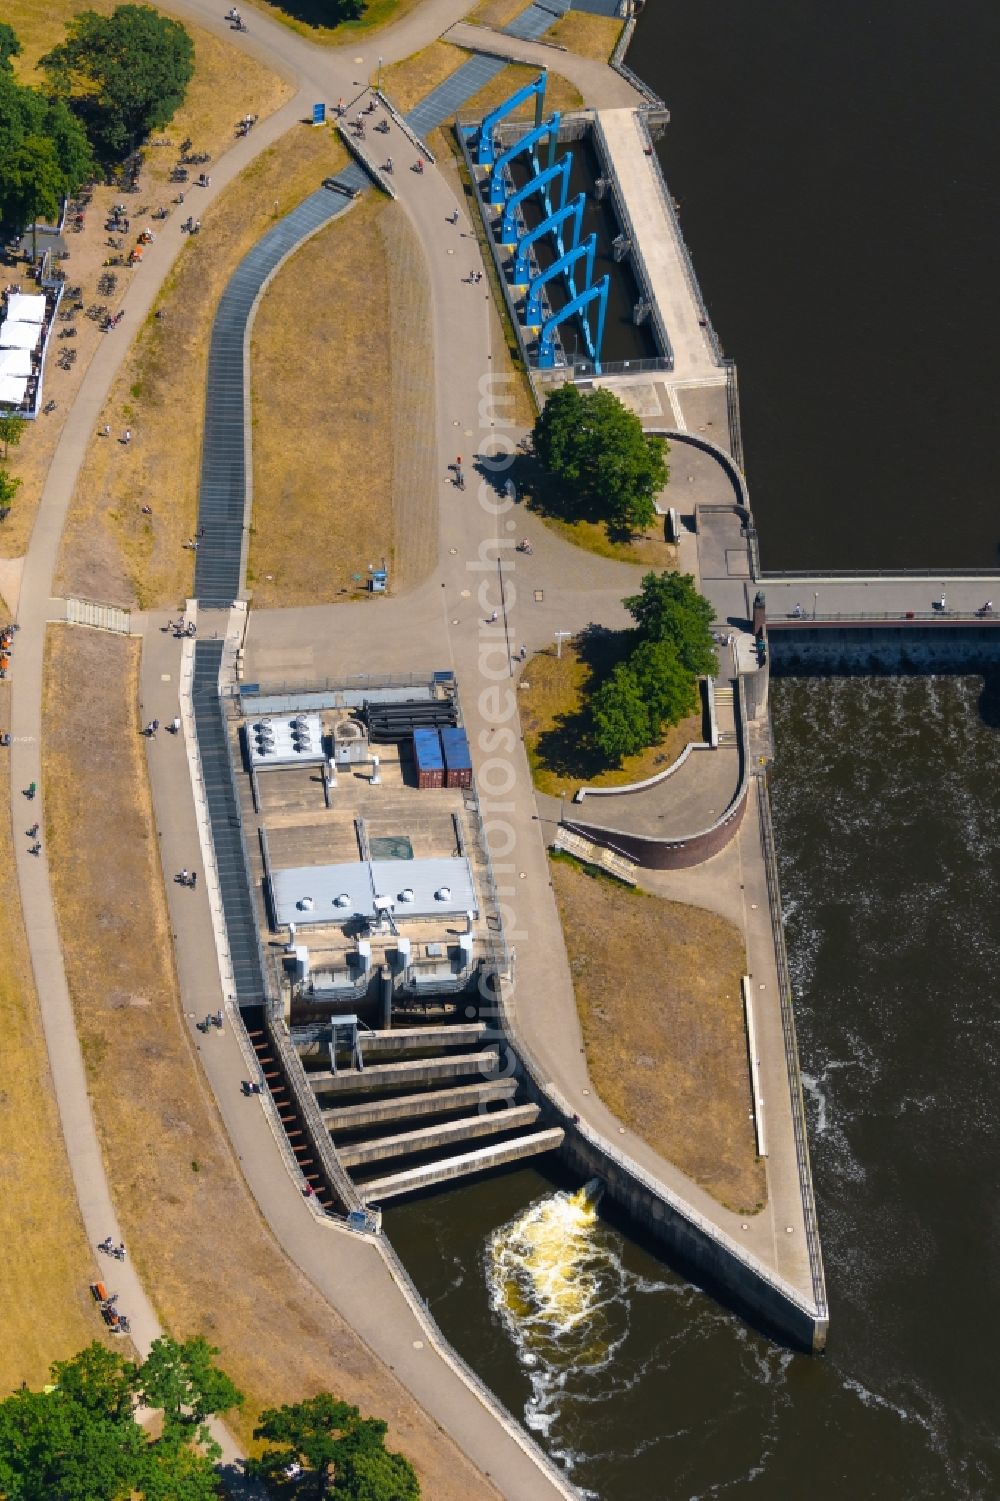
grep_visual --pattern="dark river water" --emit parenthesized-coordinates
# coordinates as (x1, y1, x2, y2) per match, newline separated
(388, 5, 1000, 1497)
(646, 0, 1000, 571)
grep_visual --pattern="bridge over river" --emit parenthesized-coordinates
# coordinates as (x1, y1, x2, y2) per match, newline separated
(757, 570, 1000, 627)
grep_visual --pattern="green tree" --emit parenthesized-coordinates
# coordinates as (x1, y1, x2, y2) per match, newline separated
(3, 136, 64, 256)
(624, 570, 717, 677)
(41, 5, 194, 163)
(532, 384, 668, 536)
(0, 1352, 144, 1501)
(0, 22, 22, 69)
(629, 637, 700, 731)
(0, 1340, 238, 1501)
(0, 468, 23, 509)
(251, 1393, 420, 1498)
(136, 1437, 221, 1501)
(0, 70, 93, 234)
(590, 662, 651, 765)
(0, 414, 26, 458)
(138, 1336, 243, 1448)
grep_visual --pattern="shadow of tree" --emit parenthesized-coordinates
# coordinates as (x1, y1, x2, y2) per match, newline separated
(532, 623, 638, 779)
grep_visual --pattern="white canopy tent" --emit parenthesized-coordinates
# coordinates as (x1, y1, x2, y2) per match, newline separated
(0, 319, 43, 351)
(0, 374, 29, 407)
(5, 292, 46, 324)
(0, 348, 32, 378)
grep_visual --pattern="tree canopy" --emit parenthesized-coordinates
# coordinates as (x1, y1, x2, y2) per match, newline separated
(0, 23, 22, 70)
(532, 383, 668, 536)
(0, 58, 93, 232)
(624, 570, 718, 677)
(0, 1338, 242, 1501)
(41, 5, 194, 163)
(251, 1392, 421, 1498)
(588, 573, 716, 767)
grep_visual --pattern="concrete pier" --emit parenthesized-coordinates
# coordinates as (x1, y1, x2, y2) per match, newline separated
(293, 1024, 491, 1057)
(359, 1129, 566, 1202)
(337, 1105, 541, 1168)
(323, 1079, 518, 1131)
(594, 108, 722, 381)
(308, 1050, 499, 1094)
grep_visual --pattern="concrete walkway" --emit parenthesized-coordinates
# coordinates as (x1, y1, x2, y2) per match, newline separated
(445, 20, 642, 107)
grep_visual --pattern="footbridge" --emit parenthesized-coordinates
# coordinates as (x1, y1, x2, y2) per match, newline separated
(758, 570, 1000, 627)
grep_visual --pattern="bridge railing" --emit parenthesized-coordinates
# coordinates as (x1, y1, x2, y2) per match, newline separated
(754, 775, 829, 1320)
(768, 609, 999, 624)
(760, 567, 1000, 580)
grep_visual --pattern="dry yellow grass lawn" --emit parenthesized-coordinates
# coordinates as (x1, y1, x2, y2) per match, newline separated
(248, 195, 437, 606)
(57, 127, 348, 609)
(0, 2, 291, 563)
(520, 638, 704, 796)
(537, 512, 678, 568)
(546, 10, 623, 61)
(468, 0, 532, 30)
(0, 616, 102, 1395)
(41, 626, 497, 1496)
(551, 853, 765, 1213)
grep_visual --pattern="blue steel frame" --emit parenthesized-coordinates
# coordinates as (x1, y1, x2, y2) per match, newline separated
(524, 233, 597, 327)
(538, 275, 610, 373)
(500, 155, 571, 244)
(512, 193, 585, 285)
(474, 72, 548, 167)
(487, 113, 561, 206)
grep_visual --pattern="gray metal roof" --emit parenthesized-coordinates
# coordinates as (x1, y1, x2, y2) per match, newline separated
(271, 856, 477, 927)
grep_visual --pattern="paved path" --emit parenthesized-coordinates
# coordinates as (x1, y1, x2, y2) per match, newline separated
(445, 20, 642, 106)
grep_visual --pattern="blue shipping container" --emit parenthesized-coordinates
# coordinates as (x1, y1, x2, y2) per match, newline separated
(440, 726, 473, 788)
(413, 727, 444, 787)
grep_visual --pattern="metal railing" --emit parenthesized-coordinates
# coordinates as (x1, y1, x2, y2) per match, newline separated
(760, 567, 1000, 581)
(754, 776, 829, 1319)
(263, 997, 364, 1214)
(609, 15, 666, 107)
(724, 359, 746, 473)
(767, 609, 1000, 625)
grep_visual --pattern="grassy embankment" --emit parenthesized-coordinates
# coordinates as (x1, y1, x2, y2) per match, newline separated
(248, 195, 437, 607)
(0, 605, 101, 1396)
(551, 852, 765, 1214)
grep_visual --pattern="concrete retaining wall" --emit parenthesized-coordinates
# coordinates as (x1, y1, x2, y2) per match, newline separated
(512, 1066, 826, 1352)
(561, 677, 750, 869)
(768, 623, 1000, 675)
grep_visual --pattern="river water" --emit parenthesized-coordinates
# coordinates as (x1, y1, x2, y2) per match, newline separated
(388, 5, 1000, 1496)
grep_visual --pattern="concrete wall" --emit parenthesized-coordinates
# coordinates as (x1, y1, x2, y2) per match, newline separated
(768, 624, 1000, 675)
(515, 1066, 827, 1352)
(563, 780, 747, 868)
(560, 677, 750, 869)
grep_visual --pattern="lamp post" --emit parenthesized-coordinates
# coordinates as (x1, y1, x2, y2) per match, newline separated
(554, 630, 571, 659)
(377, 55, 383, 92)
(813, 590, 818, 621)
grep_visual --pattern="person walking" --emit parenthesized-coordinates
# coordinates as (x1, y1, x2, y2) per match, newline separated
(122, 427, 131, 445)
